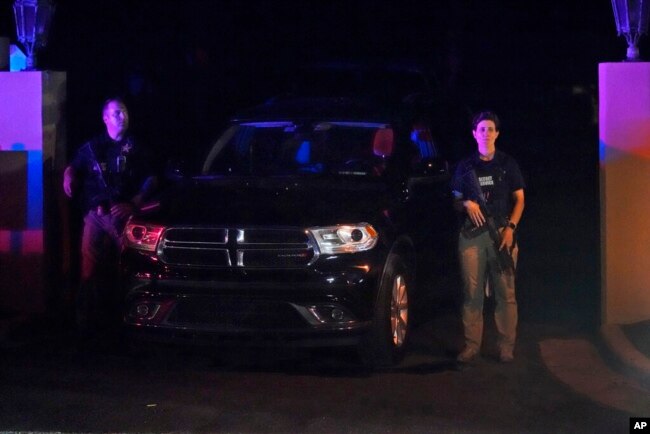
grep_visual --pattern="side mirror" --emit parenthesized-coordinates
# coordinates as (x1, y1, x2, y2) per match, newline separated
(414, 157, 449, 177)
(407, 157, 450, 192)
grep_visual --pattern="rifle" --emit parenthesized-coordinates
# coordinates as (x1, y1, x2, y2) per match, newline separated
(88, 142, 120, 215)
(466, 168, 515, 275)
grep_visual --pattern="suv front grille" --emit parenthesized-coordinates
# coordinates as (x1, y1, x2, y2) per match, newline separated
(158, 227, 316, 268)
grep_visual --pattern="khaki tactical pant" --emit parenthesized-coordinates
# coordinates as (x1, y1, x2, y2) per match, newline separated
(458, 230, 518, 354)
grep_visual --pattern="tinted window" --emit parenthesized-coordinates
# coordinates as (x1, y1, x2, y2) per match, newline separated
(203, 122, 392, 177)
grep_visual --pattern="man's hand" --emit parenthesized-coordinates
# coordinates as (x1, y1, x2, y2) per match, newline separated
(464, 200, 485, 227)
(63, 166, 75, 198)
(110, 202, 136, 220)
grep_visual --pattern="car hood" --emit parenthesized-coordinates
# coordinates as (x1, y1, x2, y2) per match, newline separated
(152, 176, 393, 228)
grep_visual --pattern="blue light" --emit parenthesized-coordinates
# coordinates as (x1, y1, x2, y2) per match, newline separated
(295, 140, 311, 164)
(9, 45, 26, 72)
(10, 143, 42, 229)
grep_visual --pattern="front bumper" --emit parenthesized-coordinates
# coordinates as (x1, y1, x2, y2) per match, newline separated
(121, 250, 384, 347)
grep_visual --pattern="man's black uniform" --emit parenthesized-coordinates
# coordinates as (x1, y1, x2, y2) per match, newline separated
(69, 131, 154, 329)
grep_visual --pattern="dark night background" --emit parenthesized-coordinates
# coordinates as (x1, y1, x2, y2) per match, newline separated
(0, 1, 621, 153)
(0, 0, 633, 329)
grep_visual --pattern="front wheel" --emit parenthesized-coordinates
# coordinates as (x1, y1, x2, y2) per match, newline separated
(358, 254, 412, 368)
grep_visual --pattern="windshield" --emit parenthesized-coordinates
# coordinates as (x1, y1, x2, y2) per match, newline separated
(202, 121, 392, 177)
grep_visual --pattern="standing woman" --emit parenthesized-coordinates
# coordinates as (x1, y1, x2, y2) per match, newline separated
(450, 111, 525, 363)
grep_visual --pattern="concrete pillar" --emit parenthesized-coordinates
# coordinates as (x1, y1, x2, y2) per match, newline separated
(600, 62, 650, 325)
(0, 71, 67, 314)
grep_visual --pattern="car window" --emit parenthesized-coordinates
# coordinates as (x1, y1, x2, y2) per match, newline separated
(410, 125, 437, 161)
(202, 121, 392, 177)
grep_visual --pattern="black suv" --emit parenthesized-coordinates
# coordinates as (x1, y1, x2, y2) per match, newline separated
(120, 96, 456, 367)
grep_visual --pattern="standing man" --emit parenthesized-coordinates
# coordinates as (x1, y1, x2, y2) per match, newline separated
(63, 97, 157, 332)
(450, 111, 525, 363)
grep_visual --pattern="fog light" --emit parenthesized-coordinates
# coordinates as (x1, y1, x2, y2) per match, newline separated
(307, 305, 355, 324)
(129, 302, 161, 320)
(136, 304, 150, 316)
(331, 308, 345, 321)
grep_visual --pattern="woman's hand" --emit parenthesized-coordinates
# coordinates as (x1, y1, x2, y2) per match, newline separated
(464, 200, 485, 227)
(499, 227, 515, 251)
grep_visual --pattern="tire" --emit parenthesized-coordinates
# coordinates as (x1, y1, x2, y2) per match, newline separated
(358, 253, 412, 368)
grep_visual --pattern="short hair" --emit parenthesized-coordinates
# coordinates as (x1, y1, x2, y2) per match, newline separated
(102, 96, 127, 115)
(471, 111, 500, 131)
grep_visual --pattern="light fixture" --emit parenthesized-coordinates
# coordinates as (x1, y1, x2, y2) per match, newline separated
(13, 0, 56, 70)
(611, 0, 650, 61)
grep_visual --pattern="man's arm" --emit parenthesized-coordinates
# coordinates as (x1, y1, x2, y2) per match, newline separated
(110, 175, 159, 219)
(63, 165, 75, 198)
(130, 175, 158, 208)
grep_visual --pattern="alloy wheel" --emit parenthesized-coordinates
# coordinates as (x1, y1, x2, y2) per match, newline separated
(390, 274, 408, 347)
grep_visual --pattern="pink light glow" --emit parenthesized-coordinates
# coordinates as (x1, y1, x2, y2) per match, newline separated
(0, 231, 10, 253)
(0, 72, 43, 151)
(600, 63, 650, 162)
(21, 230, 43, 254)
(0, 230, 43, 254)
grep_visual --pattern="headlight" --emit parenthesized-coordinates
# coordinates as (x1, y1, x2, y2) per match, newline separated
(308, 223, 378, 254)
(124, 222, 165, 251)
